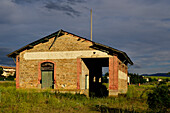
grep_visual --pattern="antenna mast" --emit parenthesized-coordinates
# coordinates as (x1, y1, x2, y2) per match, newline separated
(90, 9, 92, 41)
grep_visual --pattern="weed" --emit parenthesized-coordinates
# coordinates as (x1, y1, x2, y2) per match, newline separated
(0, 81, 164, 112)
(147, 85, 170, 112)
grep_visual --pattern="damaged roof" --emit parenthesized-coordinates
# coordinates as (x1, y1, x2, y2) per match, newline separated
(7, 29, 133, 65)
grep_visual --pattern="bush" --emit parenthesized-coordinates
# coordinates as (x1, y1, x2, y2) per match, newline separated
(5, 75, 15, 81)
(0, 76, 5, 81)
(147, 85, 170, 112)
(128, 73, 146, 84)
(0, 67, 3, 76)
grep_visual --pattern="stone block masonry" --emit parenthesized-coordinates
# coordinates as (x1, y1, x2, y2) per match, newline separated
(11, 31, 132, 97)
(18, 34, 95, 89)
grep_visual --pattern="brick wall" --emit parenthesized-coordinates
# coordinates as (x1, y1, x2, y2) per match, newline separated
(18, 34, 93, 89)
(27, 34, 93, 52)
(17, 33, 129, 96)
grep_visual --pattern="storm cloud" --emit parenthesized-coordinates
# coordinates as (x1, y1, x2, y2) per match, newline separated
(0, 0, 170, 74)
(0, 47, 15, 66)
(12, 0, 87, 17)
(44, 1, 81, 17)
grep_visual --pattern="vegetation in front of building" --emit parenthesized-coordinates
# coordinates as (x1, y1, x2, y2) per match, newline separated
(0, 74, 15, 81)
(0, 72, 169, 112)
(147, 82, 170, 113)
(0, 81, 169, 113)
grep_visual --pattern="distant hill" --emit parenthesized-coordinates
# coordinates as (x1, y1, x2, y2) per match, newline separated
(142, 73, 170, 77)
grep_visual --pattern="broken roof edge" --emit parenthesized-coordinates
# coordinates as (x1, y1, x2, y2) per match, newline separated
(7, 29, 133, 65)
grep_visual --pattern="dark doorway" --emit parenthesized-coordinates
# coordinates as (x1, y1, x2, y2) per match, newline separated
(82, 58, 109, 97)
(41, 62, 54, 89)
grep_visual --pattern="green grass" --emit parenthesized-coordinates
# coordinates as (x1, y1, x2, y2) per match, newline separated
(167, 82, 170, 85)
(139, 84, 156, 88)
(0, 81, 168, 113)
(0, 81, 15, 87)
(146, 76, 170, 80)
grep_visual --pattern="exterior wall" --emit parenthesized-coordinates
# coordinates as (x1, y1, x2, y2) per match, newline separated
(18, 34, 103, 90)
(17, 33, 129, 96)
(16, 55, 19, 88)
(80, 59, 89, 89)
(80, 59, 89, 96)
(118, 59, 128, 94)
(19, 57, 78, 89)
(27, 34, 93, 52)
(109, 56, 119, 96)
(109, 56, 128, 96)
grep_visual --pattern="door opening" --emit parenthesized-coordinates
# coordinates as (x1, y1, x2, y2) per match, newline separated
(82, 58, 109, 97)
(41, 62, 54, 89)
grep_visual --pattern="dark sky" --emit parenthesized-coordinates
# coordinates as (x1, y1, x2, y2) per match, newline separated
(0, 0, 170, 74)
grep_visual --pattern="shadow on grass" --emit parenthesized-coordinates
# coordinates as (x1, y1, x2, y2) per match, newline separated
(91, 105, 138, 113)
(89, 84, 108, 98)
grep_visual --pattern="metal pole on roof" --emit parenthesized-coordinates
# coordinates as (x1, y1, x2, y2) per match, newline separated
(90, 9, 92, 41)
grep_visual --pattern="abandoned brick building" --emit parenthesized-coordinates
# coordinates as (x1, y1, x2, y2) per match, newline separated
(8, 29, 133, 97)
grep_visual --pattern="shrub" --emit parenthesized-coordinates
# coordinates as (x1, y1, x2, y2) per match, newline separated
(128, 73, 146, 84)
(147, 85, 170, 112)
(5, 75, 15, 81)
(0, 67, 3, 76)
(126, 85, 142, 99)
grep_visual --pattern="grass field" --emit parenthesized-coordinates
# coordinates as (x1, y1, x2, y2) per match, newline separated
(146, 76, 170, 80)
(0, 81, 169, 113)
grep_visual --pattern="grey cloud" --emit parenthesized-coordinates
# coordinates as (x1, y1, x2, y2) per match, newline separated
(133, 0, 161, 5)
(67, 0, 86, 5)
(159, 62, 170, 66)
(44, 1, 81, 17)
(12, 0, 86, 17)
(1, 0, 170, 74)
(129, 66, 170, 74)
(12, 0, 41, 4)
(133, 64, 142, 69)
(0, 47, 15, 66)
(12, 0, 86, 4)
(161, 18, 170, 22)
